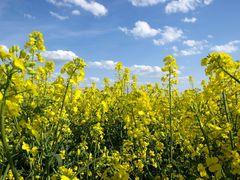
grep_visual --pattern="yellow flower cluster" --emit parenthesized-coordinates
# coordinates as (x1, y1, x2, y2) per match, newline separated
(0, 32, 240, 179)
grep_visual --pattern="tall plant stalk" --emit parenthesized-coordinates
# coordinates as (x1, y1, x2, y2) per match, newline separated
(0, 73, 19, 180)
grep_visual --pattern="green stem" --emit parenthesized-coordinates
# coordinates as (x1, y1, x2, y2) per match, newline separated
(46, 69, 77, 175)
(234, 92, 238, 133)
(169, 72, 173, 161)
(0, 74, 19, 180)
(218, 63, 240, 84)
(53, 68, 76, 141)
(195, 112, 212, 157)
(222, 92, 234, 150)
(1, 164, 10, 180)
(168, 69, 173, 179)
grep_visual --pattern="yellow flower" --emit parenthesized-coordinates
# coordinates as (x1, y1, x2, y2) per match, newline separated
(61, 175, 70, 180)
(22, 142, 30, 153)
(115, 62, 123, 71)
(138, 111, 145, 116)
(58, 166, 79, 179)
(31, 146, 38, 156)
(35, 175, 41, 179)
(135, 159, 144, 171)
(13, 58, 25, 73)
(197, 163, 208, 177)
(60, 150, 65, 160)
(206, 157, 222, 178)
(6, 100, 21, 116)
(0, 92, 3, 101)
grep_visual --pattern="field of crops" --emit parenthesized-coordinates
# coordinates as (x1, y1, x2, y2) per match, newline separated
(0, 31, 239, 179)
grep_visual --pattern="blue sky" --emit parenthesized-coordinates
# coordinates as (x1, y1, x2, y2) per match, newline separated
(1, 0, 240, 88)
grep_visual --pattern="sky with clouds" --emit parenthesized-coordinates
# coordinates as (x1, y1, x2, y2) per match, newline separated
(0, 0, 240, 89)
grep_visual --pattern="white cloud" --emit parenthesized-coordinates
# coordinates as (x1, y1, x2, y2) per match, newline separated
(119, 21, 160, 38)
(173, 39, 208, 56)
(0, 44, 8, 52)
(174, 48, 202, 56)
(46, 0, 72, 7)
(172, 46, 178, 52)
(119, 27, 129, 34)
(182, 17, 197, 23)
(204, 0, 213, 5)
(129, 65, 163, 77)
(166, 0, 198, 13)
(207, 34, 213, 38)
(42, 50, 77, 61)
(153, 26, 183, 45)
(130, 65, 163, 77)
(47, 0, 107, 16)
(72, 9, 81, 15)
(211, 40, 240, 53)
(129, 0, 166, 7)
(120, 22, 183, 45)
(178, 76, 189, 82)
(69, 0, 107, 16)
(183, 39, 207, 47)
(89, 77, 100, 82)
(24, 13, 36, 19)
(165, 0, 214, 14)
(87, 60, 164, 77)
(87, 60, 182, 78)
(88, 60, 117, 70)
(49, 11, 69, 20)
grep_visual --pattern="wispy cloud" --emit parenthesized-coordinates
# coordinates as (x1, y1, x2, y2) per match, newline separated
(47, 0, 107, 17)
(182, 17, 197, 23)
(72, 9, 81, 15)
(42, 50, 77, 61)
(153, 26, 183, 45)
(87, 60, 169, 78)
(203, 0, 213, 5)
(211, 40, 240, 53)
(207, 34, 213, 38)
(183, 40, 207, 47)
(178, 76, 190, 82)
(119, 21, 160, 38)
(88, 60, 117, 70)
(173, 39, 208, 56)
(129, 0, 166, 7)
(24, 13, 36, 19)
(49, 11, 69, 20)
(47, 0, 72, 7)
(165, 0, 214, 14)
(88, 77, 100, 82)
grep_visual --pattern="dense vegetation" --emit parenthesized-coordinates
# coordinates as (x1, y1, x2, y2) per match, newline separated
(0, 32, 239, 179)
